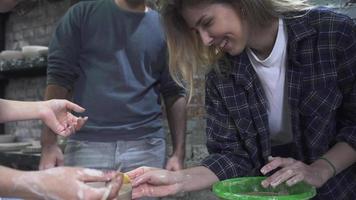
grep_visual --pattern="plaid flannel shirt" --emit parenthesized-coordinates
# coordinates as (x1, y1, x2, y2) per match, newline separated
(201, 8, 356, 199)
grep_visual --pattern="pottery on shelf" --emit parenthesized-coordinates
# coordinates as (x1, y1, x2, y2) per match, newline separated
(0, 50, 24, 61)
(21, 46, 48, 58)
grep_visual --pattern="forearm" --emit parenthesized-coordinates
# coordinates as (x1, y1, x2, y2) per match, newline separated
(311, 142, 356, 183)
(0, 166, 38, 199)
(0, 99, 44, 122)
(165, 96, 187, 157)
(176, 166, 219, 192)
(41, 85, 70, 147)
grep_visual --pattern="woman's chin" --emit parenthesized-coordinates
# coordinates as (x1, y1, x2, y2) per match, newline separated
(226, 48, 242, 56)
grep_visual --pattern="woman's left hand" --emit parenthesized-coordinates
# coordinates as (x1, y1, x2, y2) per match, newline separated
(260, 156, 331, 188)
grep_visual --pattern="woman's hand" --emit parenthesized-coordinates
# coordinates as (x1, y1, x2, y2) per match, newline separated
(127, 167, 184, 199)
(260, 156, 333, 188)
(39, 99, 88, 136)
(15, 167, 122, 200)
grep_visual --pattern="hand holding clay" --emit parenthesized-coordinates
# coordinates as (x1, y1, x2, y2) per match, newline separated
(12, 167, 122, 200)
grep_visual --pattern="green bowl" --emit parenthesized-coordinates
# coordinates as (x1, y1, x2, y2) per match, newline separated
(213, 177, 316, 200)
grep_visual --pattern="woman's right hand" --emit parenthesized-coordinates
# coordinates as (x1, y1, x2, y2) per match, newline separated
(127, 167, 184, 199)
(15, 167, 122, 200)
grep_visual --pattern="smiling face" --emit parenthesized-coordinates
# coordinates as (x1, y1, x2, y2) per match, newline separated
(182, 3, 250, 56)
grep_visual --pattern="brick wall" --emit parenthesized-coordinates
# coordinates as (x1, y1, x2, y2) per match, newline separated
(3, 0, 75, 140)
(5, 0, 74, 50)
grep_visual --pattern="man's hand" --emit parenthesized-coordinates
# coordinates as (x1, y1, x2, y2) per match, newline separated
(39, 144, 64, 170)
(165, 154, 184, 171)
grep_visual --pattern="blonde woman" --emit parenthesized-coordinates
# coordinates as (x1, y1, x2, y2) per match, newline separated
(128, 0, 356, 199)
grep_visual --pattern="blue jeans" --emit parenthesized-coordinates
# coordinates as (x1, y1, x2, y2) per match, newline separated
(64, 138, 166, 200)
(64, 137, 166, 172)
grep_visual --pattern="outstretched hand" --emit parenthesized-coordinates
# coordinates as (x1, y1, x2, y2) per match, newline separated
(127, 167, 183, 199)
(39, 99, 88, 136)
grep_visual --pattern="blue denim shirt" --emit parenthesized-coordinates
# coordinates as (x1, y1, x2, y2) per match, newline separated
(202, 8, 356, 199)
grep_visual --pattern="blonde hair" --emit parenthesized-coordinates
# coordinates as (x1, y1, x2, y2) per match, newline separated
(162, 0, 311, 101)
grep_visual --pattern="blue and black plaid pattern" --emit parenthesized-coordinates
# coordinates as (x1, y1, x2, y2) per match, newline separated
(201, 8, 356, 199)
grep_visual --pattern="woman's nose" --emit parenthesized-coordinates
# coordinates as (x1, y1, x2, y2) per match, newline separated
(199, 30, 213, 46)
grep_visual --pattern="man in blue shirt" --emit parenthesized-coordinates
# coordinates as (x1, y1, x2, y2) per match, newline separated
(39, 2, 187, 199)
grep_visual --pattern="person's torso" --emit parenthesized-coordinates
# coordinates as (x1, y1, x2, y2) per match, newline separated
(72, 0, 167, 139)
(206, 8, 356, 199)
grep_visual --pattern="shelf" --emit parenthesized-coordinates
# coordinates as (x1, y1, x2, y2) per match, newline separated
(0, 56, 47, 78)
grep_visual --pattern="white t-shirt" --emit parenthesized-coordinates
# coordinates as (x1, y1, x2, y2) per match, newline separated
(247, 19, 293, 146)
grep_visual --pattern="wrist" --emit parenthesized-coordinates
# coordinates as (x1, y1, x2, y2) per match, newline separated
(41, 141, 59, 150)
(171, 150, 185, 159)
(172, 144, 186, 158)
(172, 170, 193, 194)
(13, 171, 42, 199)
(172, 170, 187, 193)
(37, 100, 53, 123)
(311, 158, 335, 185)
(40, 128, 58, 147)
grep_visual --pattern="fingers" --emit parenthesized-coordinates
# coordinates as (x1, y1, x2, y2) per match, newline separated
(132, 184, 177, 199)
(260, 156, 295, 175)
(261, 157, 310, 188)
(126, 166, 157, 181)
(106, 174, 123, 200)
(81, 171, 123, 200)
(130, 168, 164, 187)
(76, 116, 88, 131)
(65, 100, 85, 113)
(39, 147, 63, 170)
(126, 167, 145, 180)
(286, 173, 304, 186)
(132, 172, 152, 187)
(60, 115, 88, 137)
(101, 184, 112, 200)
(262, 168, 295, 188)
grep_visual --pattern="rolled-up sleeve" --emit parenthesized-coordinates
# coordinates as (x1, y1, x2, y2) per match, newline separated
(47, 5, 82, 90)
(335, 18, 356, 150)
(201, 74, 254, 180)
